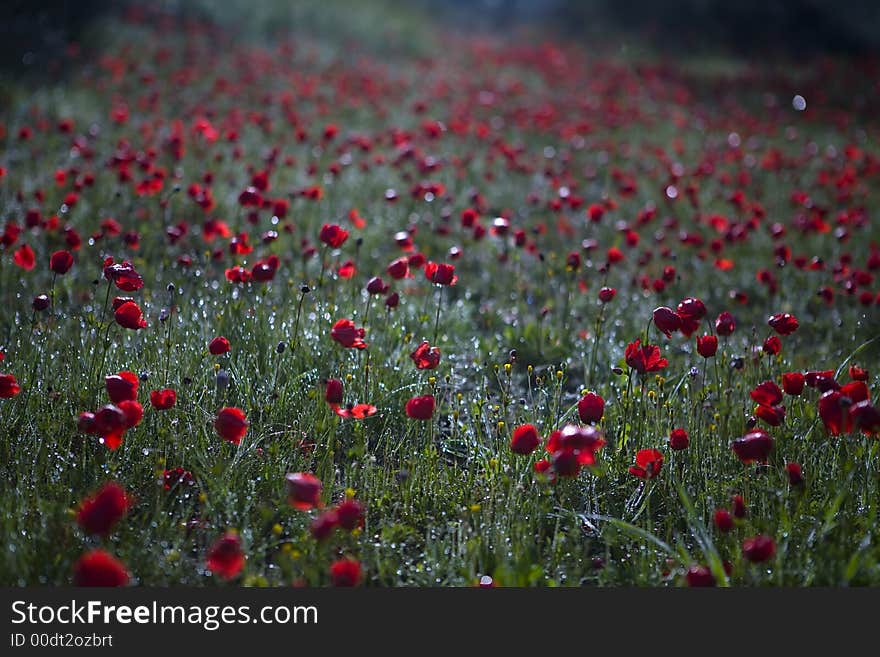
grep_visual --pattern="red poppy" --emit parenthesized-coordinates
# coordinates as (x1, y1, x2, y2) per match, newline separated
(331, 318, 368, 349)
(0, 373, 21, 398)
(685, 565, 716, 587)
(324, 378, 344, 405)
(214, 407, 248, 445)
(768, 313, 799, 335)
(118, 400, 143, 429)
(805, 370, 837, 390)
(209, 336, 231, 355)
(781, 372, 805, 395)
(50, 249, 74, 274)
(149, 388, 177, 410)
(33, 295, 50, 311)
(424, 261, 458, 285)
(750, 381, 783, 407)
(103, 258, 143, 291)
(818, 382, 869, 435)
(114, 301, 147, 330)
(652, 306, 681, 337)
(629, 448, 664, 479)
(715, 311, 736, 336)
(387, 257, 410, 279)
(73, 549, 129, 587)
(696, 334, 718, 358)
(105, 371, 139, 404)
(754, 403, 786, 426)
(713, 509, 734, 532)
(163, 467, 194, 491)
(786, 462, 804, 486)
(335, 499, 365, 531)
(310, 511, 339, 541)
(849, 365, 869, 381)
(850, 401, 880, 435)
(510, 424, 541, 455)
(13, 243, 35, 270)
(93, 404, 128, 450)
(762, 335, 782, 356)
(251, 255, 280, 282)
(669, 428, 689, 450)
(286, 472, 323, 510)
(366, 276, 389, 295)
(577, 392, 605, 423)
(410, 341, 441, 370)
(207, 532, 245, 580)
(405, 394, 435, 420)
(676, 296, 707, 335)
(319, 223, 349, 248)
(731, 430, 774, 464)
(731, 494, 747, 519)
(625, 339, 668, 375)
(330, 558, 362, 587)
(77, 482, 131, 535)
(334, 403, 378, 419)
(742, 535, 776, 563)
(598, 287, 617, 303)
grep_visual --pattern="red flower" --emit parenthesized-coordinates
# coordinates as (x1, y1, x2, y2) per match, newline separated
(209, 336, 231, 355)
(103, 258, 144, 291)
(731, 430, 774, 464)
(715, 311, 736, 336)
(207, 532, 245, 580)
(387, 257, 409, 279)
(598, 287, 616, 303)
(669, 428, 689, 450)
(13, 244, 35, 270)
(424, 261, 458, 285)
(781, 372, 805, 396)
(696, 334, 718, 358)
(251, 255, 280, 282)
(577, 392, 605, 423)
(105, 371, 139, 404)
(163, 467, 194, 491)
(410, 341, 441, 370)
(762, 335, 782, 356)
(214, 407, 248, 445)
(324, 378, 344, 405)
(310, 511, 339, 541)
(93, 404, 127, 450)
(286, 472, 323, 511)
(77, 482, 131, 535)
(334, 403, 378, 419)
(676, 296, 706, 336)
(335, 499, 365, 531)
(114, 301, 147, 330)
(818, 382, 870, 436)
(405, 394, 435, 420)
(731, 494, 747, 519)
(742, 535, 776, 563)
(849, 365, 869, 381)
(331, 318, 368, 349)
(625, 339, 668, 375)
(750, 381, 783, 407)
(319, 223, 349, 248)
(149, 388, 177, 410)
(510, 424, 541, 455)
(73, 550, 129, 587)
(118, 400, 143, 429)
(652, 306, 681, 337)
(330, 558, 362, 587)
(786, 462, 804, 486)
(754, 403, 786, 426)
(685, 565, 716, 587)
(713, 509, 733, 532)
(0, 373, 21, 398)
(366, 276, 389, 295)
(629, 448, 663, 479)
(50, 249, 74, 274)
(768, 313, 799, 335)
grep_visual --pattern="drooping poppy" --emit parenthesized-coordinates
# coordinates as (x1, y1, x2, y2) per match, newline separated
(286, 472, 323, 510)
(76, 482, 131, 535)
(652, 306, 681, 337)
(73, 549, 129, 587)
(105, 371, 139, 404)
(206, 532, 245, 580)
(103, 258, 144, 291)
(214, 407, 248, 445)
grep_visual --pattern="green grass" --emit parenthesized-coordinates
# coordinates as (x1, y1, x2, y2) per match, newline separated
(1, 3, 879, 587)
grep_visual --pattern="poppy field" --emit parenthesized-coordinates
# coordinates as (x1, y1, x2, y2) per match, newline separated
(1, 3, 880, 587)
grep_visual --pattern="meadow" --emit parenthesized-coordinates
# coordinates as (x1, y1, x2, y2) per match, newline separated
(1, 3, 879, 587)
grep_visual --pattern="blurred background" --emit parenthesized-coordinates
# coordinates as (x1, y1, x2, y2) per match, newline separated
(2, 0, 879, 75)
